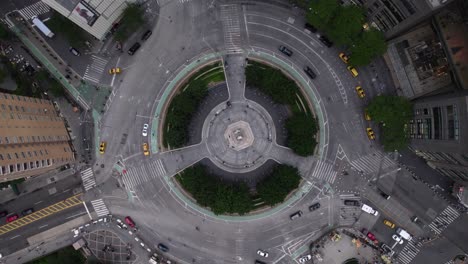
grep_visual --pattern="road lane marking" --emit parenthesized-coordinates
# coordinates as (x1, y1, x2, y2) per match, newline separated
(38, 224, 48, 229)
(66, 211, 86, 219)
(34, 200, 43, 205)
(9, 235, 20, 239)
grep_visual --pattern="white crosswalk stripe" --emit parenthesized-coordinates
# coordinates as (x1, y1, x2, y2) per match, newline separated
(122, 160, 167, 190)
(310, 160, 337, 183)
(90, 199, 109, 217)
(220, 5, 243, 53)
(178, 0, 191, 3)
(18, 1, 51, 20)
(83, 55, 108, 84)
(397, 240, 422, 264)
(428, 206, 460, 234)
(80, 167, 96, 191)
(1, 18, 14, 28)
(350, 151, 395, 174)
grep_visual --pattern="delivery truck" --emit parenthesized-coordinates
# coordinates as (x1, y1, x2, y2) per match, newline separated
(31, 16, 54, 38)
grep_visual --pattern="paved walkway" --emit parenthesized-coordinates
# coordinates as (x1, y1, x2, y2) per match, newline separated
(223, 54, 246, 102)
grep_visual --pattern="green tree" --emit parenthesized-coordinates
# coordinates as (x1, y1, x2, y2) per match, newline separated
(47, 12, 88, 48)
(0, 67, 6, 83)
(328, 5, 365, 45)
(114, 3, 145, 42)
(286, 113, 318, 156)
(367, 95, 412, 151)
(257, 165, 301, 206)
(0, 23, 11, 39)
(349, 29, 387, 66)
(306, 0, 340, 31)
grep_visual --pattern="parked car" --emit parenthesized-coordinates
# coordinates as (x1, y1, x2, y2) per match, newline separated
(344, 200, 360, 206)
(125, 216, 135, 228)
(256, 249, 269, 258)
(142, 143, 150, 156)
(6, 214, 18, 223)
(141, 30, 153, 41)
(383, 219, 395, 228)
(158, 243, 169, 252)
(339, 52, 349, 64)
(347, 65, 359, 77)
(366, 128, 376, 140)
(128, 42, 141, 55)
(361, 203, 378, 216)
(255, 261, 266, 264)
(298, 254, 312, 263)
(304, 23, 317, 33)
(0, 211, 8, 218)
(378, 189, 391, 200)
(278, 45, 293, 56)
(319, 35, 333, 47)
(99, 142, 106, 154)
(290, 210, 303, 220)
(392, 234, 404, 244)
(309, 203, 321, 211)
(367, 232, 377, 241)
(21, 208, 34, 216)
(355, 86, 365, 98)
(69, 47, 80, 56)
(303, 66, 316, 79)
(142, 123, 149, 137)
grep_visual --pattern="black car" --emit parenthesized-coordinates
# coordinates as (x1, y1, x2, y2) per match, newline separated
(278, 45, 293, 56)
(378, 189, 391, 200)
(290, 210, 303, 220)
(22, 208, 34, 216)
(319, 35, 333, 47)
(141, 30, 152, 41)
(128, 42, 141, 55)
(304, 23, 317, 33)
(304, 66, 316, 79)
(158, 243, 169, 252)
(255, 260, 267, 264)
(344, 200, 360, 206)
(0, 210, 8, 217)
(309, 202, 321, 211)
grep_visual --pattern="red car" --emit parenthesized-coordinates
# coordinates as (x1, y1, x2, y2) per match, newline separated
(6, 214, 18, 223)
(125, 216, 135, 228)
(367, 232, 376, 241)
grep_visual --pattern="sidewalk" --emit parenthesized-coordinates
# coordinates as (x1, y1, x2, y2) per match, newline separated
(0, 168, 76, 205)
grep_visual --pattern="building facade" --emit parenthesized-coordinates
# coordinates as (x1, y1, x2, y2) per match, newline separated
(42, 0, 138, 40)
(0, 92, 74, 181)
(409, 91, 468, 183)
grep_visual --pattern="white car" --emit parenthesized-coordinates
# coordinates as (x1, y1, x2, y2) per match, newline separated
(257, 249, 269, 258)
(392, 234, 404, 244)
(142, 123, 149, 136)
(73, 229, 79, 238)
(298, 254, 312, 263)
(361, 203, 379, 216)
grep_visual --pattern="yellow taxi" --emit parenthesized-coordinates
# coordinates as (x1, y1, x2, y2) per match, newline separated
(355, 86, 365, 98)
(383, 219, 395, 228)
(366, 128, 376, 140)
(364, 109, 371, 121)
(142, 143, 150, 156)
(99, 142, 106, 154)
(347, 66, 359, 77)
(339, 52, 349, 64)
(109, 67, 121, 74)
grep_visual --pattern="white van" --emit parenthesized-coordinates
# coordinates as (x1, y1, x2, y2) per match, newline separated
(396, 228, 413, 241)
(361, 204, 379, 216)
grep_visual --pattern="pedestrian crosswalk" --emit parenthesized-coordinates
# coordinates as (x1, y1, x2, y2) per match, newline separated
(90, 199, 110, 217)
(18, 1, 51, 20)
(397, 239, 422, 264)
(350, 151, 395, 174)
(1, 18, 14, 28)
(80, 167, 96, 191)
(310, 160, 337, 183)
(122, 159, 167, 190)
(83, 55, 108, 84)
(428, 206, 460, 235)
(178, 0, 191, 3)
(220, 5, 243, 53)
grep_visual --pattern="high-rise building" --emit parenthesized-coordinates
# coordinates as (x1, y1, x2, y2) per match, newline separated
(409, 91, 468, 183)
(0, 92, 75, 181)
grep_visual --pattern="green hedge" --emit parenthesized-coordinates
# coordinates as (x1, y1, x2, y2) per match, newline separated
(28, 246, 85, 264)
(257, 165, 301, 206)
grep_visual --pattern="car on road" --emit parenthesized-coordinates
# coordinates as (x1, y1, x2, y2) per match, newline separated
(344, 200, 360, 206)
(361, 203, 378, 216)
(378, 189, 391, 200)
(99, 142, 106, 154)
(257, 249, 269, 258)
(142, 143, 150, 156)
(125, 216, 136, 228)
(303, 66, 316, 79)
(364, 109, 371, 121)
(128, 42, 141, 55)
(347, 66, 359, 77)
(355, 86, 365, 98)
(304, 23, 317, 33)
(109, 67, 121, 74)
(392, 234, 404, 244)
(290, 210, 303, 220)
(69, 47, 80, 56)
(383, 219, 395, 228)
(6, 214, 18, 223)
(255, 261, 266, 264)
(158, 243, 169, 252)
(278, 45, 293, 56)
(142, 123, 149, 136)
(366, 128, 376, 140)
(309, 202, 321, 211)
(339, 52, 349, 64)
(298, 254, 312, 263)
(319, 35, 333, 47)
(141, 30, 153, 41)
(0, 211, 8, 218)
(367, 232, 377, 241)
(21, 208, 34, 216)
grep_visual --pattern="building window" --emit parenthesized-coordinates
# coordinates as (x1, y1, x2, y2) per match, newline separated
(21, 152, 25, 158)
(7, 153, 11, 159)
(15, 153, 19, 159)
(28, 151, 32, 157)
(0, 154, 3, 160)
